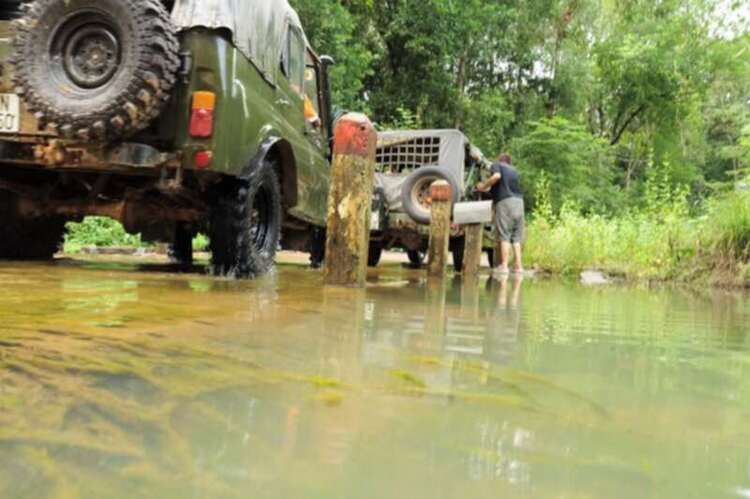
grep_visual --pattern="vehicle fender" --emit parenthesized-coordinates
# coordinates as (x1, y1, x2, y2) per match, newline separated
(241, 135, 299, 208)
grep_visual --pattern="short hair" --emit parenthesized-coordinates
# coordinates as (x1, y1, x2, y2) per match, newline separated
(498, 153, 512, 164)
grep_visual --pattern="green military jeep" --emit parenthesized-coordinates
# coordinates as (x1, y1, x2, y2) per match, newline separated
(0, 0, 333, 277)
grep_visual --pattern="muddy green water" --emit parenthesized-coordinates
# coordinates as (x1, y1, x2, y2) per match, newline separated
(0, 257, 749, 499)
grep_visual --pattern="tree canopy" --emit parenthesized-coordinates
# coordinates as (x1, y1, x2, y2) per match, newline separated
(291, 0, 750, 212)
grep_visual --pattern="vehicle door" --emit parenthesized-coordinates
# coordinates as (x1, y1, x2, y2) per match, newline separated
(301, 50, 331, 211)
(276, 25, 328, 224)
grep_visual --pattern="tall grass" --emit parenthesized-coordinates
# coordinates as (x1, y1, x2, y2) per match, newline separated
(702, 188, 750, 262)
(525, 172, 750, 286)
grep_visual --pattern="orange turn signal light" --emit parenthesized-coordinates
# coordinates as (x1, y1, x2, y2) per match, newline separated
(192, 91, 216, 110)
(189, 91, 216, 138)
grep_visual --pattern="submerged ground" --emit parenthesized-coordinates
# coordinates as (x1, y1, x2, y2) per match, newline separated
(0, 254, 749, 498)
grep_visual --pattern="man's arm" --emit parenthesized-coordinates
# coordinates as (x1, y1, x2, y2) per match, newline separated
(477, 173, 501, 193)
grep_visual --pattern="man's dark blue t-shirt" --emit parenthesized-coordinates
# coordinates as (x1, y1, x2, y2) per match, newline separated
(490, 162, 522, 203)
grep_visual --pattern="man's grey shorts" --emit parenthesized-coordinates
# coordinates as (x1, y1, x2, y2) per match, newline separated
(494, 197, 525, 243)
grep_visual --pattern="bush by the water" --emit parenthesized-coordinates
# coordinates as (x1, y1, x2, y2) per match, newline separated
(525, 172, 750, 286)
(64, 217, 142, 253)
(64, 217, 209, 254)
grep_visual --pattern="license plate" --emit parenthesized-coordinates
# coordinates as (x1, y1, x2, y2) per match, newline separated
(0, 94, 20, 133)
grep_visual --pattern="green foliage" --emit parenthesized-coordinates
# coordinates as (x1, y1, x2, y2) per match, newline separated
(702, 186, 750, 262)
(526, 170, 750, 285)
(287, 0, 374, 112)
(64, 217, 142, 253)
(509, 117, 618, 213)
(193, 234, 210, 252)
(64, 218, 210, 254)
(377, 106, 422, 130)
(289, 0, 749, 214)
(461, 89, 514, 156)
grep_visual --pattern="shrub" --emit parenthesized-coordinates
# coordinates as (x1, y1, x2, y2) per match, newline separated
(509, 117, 620, 214)
(525, 169, 699, 279)
(701, 187, 750, 262)
(64, 217, 142, 253)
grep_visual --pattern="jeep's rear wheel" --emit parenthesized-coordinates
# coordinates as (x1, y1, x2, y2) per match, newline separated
(451, 237, 465, 273)
(209, 161, 283, 278)
(407, 249, 425, 268)
(368, 241, 383, 267)
(169, 223, 193, 266)
(309, 227, 326, 269)
(0, 191, 66, 260)
(11, 0, 180, 140)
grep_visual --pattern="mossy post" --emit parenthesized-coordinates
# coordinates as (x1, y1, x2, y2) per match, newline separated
(427, 180, 452, 278)
(324, 113, 377, 287)
(462, 224, 484, 276)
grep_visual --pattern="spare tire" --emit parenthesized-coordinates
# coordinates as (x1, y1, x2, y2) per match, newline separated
(401, 167, 460, 225)
(11, 0, 180, 140)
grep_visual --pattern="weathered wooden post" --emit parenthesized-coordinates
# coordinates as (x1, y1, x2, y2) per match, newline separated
(453, 200, 493, 277)
(427, 180, 452, 278)
(462, 224, 484, 277)
(324, 113, 377, 287)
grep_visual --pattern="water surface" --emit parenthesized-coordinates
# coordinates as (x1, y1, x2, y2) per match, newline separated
(1, 256, 749, 498)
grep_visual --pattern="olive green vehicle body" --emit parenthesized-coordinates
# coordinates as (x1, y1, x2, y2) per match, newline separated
(164, 30, 331, 226)
(0, 0, 332, 244)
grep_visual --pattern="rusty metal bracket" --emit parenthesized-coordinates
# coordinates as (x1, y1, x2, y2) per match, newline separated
(33, 140, 67, 166)
(107, 143, 172, 168)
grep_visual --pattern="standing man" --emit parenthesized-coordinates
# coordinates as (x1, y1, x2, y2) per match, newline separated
(477, 154, 525, 274)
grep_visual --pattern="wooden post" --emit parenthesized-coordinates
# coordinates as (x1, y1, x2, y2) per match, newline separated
(424, 277, 447, 340)
(324, 113, 377, 287)
(427, 180, 452, 279)
(462, 224, 484, 277)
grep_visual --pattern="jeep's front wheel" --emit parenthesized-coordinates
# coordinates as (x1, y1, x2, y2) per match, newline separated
(209, 161, 282, 278)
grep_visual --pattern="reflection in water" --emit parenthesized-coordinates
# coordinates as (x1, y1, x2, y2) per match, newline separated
(0, 259, 749, 498)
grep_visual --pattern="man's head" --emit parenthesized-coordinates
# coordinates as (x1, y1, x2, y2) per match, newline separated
(497, 153, 512, 165)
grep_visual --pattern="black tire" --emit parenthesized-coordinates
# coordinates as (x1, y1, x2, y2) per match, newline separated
(401, 167, 460, 225)
(406, 249, 425, 268)
(485, 248, 496, 268)
(0, 190, 65, 260)
(11, 0, 180, 140)
(209, 160, 283, 278)
(368, 242, 383, 267)
(169, 223, 193, 266)
(450, 237, 465, 273)
(309, 227, 325, 269)
(0, 1, 25, 19)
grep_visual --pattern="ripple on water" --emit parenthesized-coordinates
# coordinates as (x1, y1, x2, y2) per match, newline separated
(0, 258, 749, 498)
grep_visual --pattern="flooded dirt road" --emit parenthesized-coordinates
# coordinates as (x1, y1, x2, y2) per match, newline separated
(1, 255, 749, 498)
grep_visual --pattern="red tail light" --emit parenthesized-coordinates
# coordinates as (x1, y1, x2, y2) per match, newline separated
(194, 150, 213, 169)
(189, 91, 216, 138)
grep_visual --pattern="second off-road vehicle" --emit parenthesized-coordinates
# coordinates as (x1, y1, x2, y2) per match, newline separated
(0, 0, 333, 277)
(370, 129, 497, 270)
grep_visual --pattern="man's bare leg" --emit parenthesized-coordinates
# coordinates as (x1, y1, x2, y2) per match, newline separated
(512, 243, 523, 273)
(510, 273, 523, 308)
(497, 241, 511, 273)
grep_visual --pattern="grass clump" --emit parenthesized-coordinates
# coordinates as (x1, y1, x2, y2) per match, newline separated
(524, 170, 750, 287)
(64, 217, 143, 253)
(63, 217, 210, 254)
